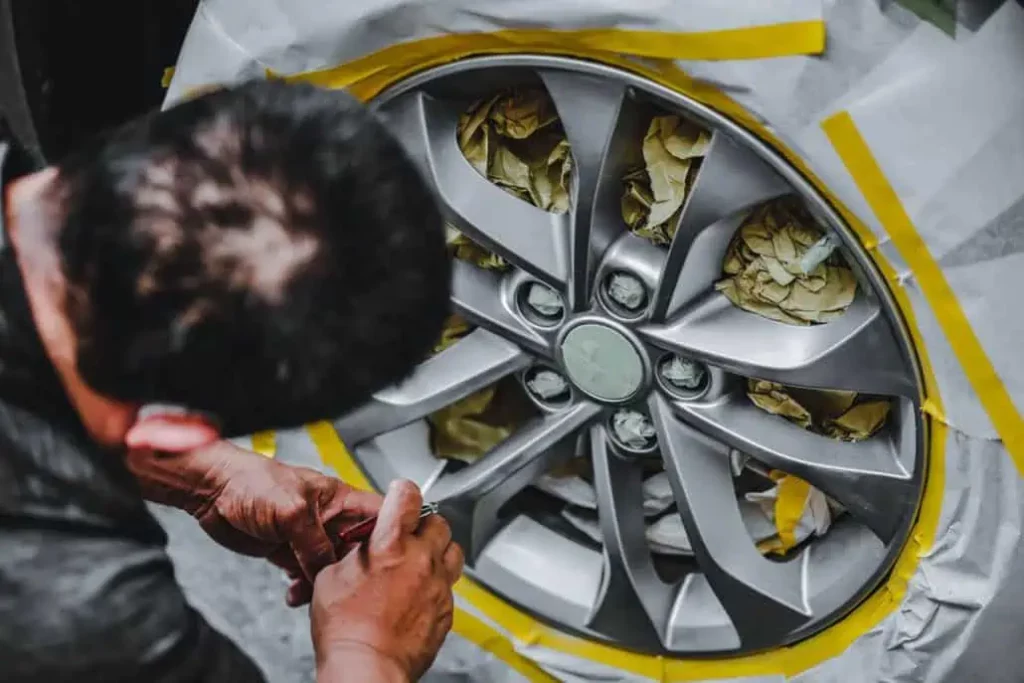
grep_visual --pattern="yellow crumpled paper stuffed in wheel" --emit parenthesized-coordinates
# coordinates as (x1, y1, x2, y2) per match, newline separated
(429, 89, 575, 461)
(747, 379, 890, 442)
(427, 313, 537, 461)
(750, 471, 832, 556)
(457, 88, 573, 213)
(427, 377, 538, 463)
(621, 115, 711, 246)
(727, 201, 886, 441)
(716, 198, 858, 326)
(445, 226, 509, 271)
(442, 90, 573, 288)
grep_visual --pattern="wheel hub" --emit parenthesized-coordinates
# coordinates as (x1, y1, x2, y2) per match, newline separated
(559, 320, 647, 404)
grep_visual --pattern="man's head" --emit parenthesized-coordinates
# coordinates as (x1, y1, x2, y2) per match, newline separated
(13, 80, 450, 447)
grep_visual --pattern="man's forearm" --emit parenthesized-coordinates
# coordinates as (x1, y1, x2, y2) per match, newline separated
(124, 442, 235, 514)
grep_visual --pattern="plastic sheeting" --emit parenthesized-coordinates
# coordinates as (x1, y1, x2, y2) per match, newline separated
(164, 0, 825, 106)
(170, 1, 1024, 681)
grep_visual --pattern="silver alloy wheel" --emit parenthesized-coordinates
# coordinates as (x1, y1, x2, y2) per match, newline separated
(336, 56, 925, 655)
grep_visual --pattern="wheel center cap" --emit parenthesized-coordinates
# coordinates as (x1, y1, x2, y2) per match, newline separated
(559, 323, 645, 403)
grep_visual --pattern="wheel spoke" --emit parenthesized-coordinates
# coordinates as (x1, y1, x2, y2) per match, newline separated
(379, 91, 570, 287)
(668, 394, 916, 544)
(652, 132, 790, 320)
(451, 260, 551, 357)
(649, 395, 812, 649)
(538, 70, 629, 310)
(333, 329, 530, 447)
(639, 291, 916, 398)
(586, 425, 676, 647)
(428, 401, 603, 560)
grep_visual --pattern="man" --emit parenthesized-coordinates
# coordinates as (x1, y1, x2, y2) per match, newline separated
(0, 80, 462, 681)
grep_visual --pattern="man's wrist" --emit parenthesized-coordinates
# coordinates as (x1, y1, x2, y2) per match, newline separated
(316, 643, 408, 683)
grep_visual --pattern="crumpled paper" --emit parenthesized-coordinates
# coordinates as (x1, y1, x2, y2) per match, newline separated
(749, 473, 833, 555)
(610, 410, 657, 450)
(458, 88, 573, 213)
(649, 473, 831, 557)
(747, 379, 891, 442)
(538, 454, 831, 557)
(722, 201, 887, 442)
(525, 283, 564, 318)
(621, 115, 711, 246)
(561, 472, 832, 557)
(661, 356, 707, 391)
(606, 272, 647, 310)
(526, 369, 570, 402)
(446, 226, 509, 271)
(429, 89, 575, 460)
(444, 89, 573, 271)
(428, 372, 537, 462)
(716, 197, 858, 325)
(534, 469, 677, 516)
(427, 314, 537, 461)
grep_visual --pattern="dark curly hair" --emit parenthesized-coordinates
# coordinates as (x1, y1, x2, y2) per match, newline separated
(53, 79, 450, 436)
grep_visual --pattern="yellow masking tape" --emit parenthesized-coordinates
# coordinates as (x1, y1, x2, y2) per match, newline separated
(291, 33, 946, 680)
(823, 112, 1024, 475)
(278, 21, 824, 92)
(453, 609, 559, 682)
(250, 430, 276, 458)
(307, 420, 374, 489)
(774, 475, 812, 553)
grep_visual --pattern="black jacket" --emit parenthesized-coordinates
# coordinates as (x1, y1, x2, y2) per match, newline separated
(0, 135, 266, 682)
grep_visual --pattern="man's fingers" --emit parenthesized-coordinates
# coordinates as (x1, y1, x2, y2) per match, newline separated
(321, 487, 384, 537)
(442, 542, 465, 583)
(439, 589, 455, 632)
(370, 480, 423, 554)
(286, 578, 313, 607)
(268, 546, 303, 576)
(338, 488, 384, 518)
(286, 499, 338, 581)
(421, 592, 455, 679)
(416, 514, 452, 557)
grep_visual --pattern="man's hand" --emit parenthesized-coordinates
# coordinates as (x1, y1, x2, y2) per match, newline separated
(312, 480, 463, 683)
(126, 441, 381, 605)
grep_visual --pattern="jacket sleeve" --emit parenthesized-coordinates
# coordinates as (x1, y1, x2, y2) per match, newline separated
(0, 524, 267, 683)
